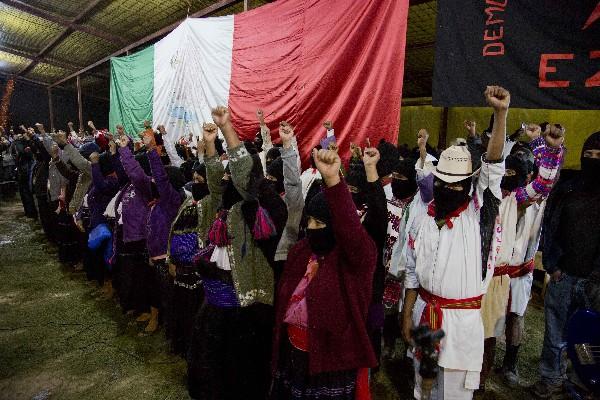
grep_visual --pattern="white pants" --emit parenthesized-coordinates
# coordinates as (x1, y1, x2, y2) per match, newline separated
(413, 359, 477, 400)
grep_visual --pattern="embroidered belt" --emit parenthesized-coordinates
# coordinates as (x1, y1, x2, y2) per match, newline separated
(202, 279, 240, 308)
(418, 288, 483, 331)
(493, 259, 535, 278)
(287, 324, 309, 352)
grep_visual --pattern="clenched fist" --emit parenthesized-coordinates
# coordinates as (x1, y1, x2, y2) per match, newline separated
(484, 85, 510, 111)
(211, 106, 231, 128)
(312, 148, 341, 188)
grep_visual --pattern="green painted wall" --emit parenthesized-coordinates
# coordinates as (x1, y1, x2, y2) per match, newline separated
(399, 106, 600, 170)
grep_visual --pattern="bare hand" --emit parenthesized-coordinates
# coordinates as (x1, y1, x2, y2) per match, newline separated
(109, 140, 117, 155)
(526, 123, 542, 141)
(142, 134, 154, 148)
(196, 137, 206, 155)
(362, 147, 380, 168)
(278, 121, 294, 148)
(168, 263, 177, 278)
(543, 124, 565, 148)
(50, 144, 59, 160)
(484, 85, 511, 111)
(211, 106, 231, 128)
(75, 219, 85, 233)
(87, 120, 95, 128)
(202, 123, 218, 143)
(323, 120, 333, 130)
(350, 143, 362, 160)
(143, 120, 151, 129)
(313, 148, 341, 187)
(119, 134, 130, 148)
(402, 317, 413, 345)
(256, 109, 265, 125)
(464, 120, 477, 137)
(157, 124, 166, 134)
(89, 152, 100, 164)
(52, 131, 67, 146)
(417, 129, 429, 150)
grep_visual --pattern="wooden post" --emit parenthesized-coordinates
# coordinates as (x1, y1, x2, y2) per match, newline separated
(244, 0, 248, 11)
(77, 75, 83, 132)
(438, 107, 449, 150)
(47, 87, 54, 132)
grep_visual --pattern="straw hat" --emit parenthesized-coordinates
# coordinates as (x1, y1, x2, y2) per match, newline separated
(432, 144, 479, 183)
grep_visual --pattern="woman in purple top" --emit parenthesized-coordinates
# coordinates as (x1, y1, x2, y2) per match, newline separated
(87, 150, 120, 290)
(118, 134, 184, 333)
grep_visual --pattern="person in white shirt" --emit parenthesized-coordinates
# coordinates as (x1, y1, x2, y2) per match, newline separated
(401, 86, 510, 400)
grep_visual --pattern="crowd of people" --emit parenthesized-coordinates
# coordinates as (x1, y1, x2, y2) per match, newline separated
(2, 85, 599, 400)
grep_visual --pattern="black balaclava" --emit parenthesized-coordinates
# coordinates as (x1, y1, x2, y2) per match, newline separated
(391, 158, 417, 200)
(221, 165, 242, 210)
(433, 177, 472, 220)
(191, 162, 208, 201)
(266, 147, 281, 168)
(165, 165, 186, 192)
(581, 131, 600, 192)
(254, 130, 264, 153)
(346, 161, 368, 208)
(266, 156, 284, 194)
(99, 152, 115, 176)
(135, 152, 151, 176)
(305, 192, 336, 255)
(501, 154, 528, 193)
(377, 139, 400, 178)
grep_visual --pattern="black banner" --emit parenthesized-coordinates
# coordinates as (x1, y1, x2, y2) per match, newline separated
(432, 0, 600, 109)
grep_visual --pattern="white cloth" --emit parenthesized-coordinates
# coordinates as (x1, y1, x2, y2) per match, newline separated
(210, 246, 231, 271)
(153, 17, 234, 167)
(104, 189, 123, 220)
(413, 359, 478, 400)
(300, 168, 322, 200)
(509, 200, 545, 315)
(405, 158, 504, 373)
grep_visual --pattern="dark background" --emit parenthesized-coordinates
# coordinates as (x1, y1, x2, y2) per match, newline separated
(0, 76, 109, 132)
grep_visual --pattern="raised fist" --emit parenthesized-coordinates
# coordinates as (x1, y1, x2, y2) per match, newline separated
(417, 129, 429, 150)
(89, 152, 100, 164)
(51, 131, 67, 146)
(362, 147, 380, 168)
(87, 120, 95, 128)
(109, 140, 117, 155)
(543, 123, 565, 148)
(119, 134, 130, 148)
(525, 123, 542, 141)
(323, 121, 333, 130)
(50, 144, 59, 160)
(484, 85, 510, 111)
(202, 122, 218, 144)
(278, 121, 294, 147)
(312, 148, 341, 187)
(464, 120, 477, 137)
(211, 106, 231, 128)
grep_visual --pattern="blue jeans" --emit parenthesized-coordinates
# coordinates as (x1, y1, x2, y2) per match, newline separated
(539, 274, 588, 385)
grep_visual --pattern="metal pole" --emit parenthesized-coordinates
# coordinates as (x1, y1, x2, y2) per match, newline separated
(77, 75, 83, 132)
(244, 0, 248, 11)
(47, 87, 54, 132)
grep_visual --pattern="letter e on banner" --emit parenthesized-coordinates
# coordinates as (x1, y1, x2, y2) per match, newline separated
(539, 53, 574, 88)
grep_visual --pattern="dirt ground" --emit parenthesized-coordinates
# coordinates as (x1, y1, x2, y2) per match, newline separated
(0, 200, 545, 399)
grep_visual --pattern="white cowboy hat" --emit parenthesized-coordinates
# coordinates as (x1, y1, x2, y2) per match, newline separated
(432, 144, 479, 183)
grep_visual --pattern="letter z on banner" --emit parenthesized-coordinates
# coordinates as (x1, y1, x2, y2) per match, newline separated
(432, 0, 600, 109)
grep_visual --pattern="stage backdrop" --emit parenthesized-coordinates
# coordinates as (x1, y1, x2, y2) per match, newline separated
(109, 0, 409, 166)
(433, 0, 600, 109)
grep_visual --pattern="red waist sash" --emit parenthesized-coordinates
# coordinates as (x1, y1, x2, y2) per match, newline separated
(493, 259, 535, 278)
(287, 324, 309, 352)
(418, 288, 483, 331)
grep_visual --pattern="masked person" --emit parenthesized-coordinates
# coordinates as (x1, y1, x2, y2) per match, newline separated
(345, 144, 388, 364)
(478, 123, 565, 393)
(187, 108, 287, 400)
(271, 147, 377, 400)
(402, 86, 510, 400)
(531, 130, 600, 399)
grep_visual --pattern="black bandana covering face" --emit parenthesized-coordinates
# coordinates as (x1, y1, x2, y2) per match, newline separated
(391, 178, 417, 200)
(306, 226, 336, 256)
(221, 178, 243, 210)
(432, 177, 472, 220)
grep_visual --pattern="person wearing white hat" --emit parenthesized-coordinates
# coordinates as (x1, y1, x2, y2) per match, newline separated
(401, 86, 510, 400)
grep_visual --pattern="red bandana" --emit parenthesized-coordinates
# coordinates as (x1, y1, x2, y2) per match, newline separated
(427, 200, 470, 229)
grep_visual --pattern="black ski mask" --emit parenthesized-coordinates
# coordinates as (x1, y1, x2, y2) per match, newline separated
(305, 192, 336, 255)
(581, 131, 600, 191)
(501, 154, 528, 193)
(391, 158, 417, 200)
(346, 162, 367, 208)
(191, 182, 209, 201)
(432, 177, 472, 220)
(266, 157, 285, 194)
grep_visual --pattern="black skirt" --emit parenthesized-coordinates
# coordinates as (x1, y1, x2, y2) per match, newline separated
(271, 337, 357, 400)
(167, 265, 203, 356)
(187, 301, 273, 400)
(116, 236, 149, 313)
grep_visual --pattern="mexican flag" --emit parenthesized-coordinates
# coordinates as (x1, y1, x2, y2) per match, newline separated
(109, 0, 409, 166)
